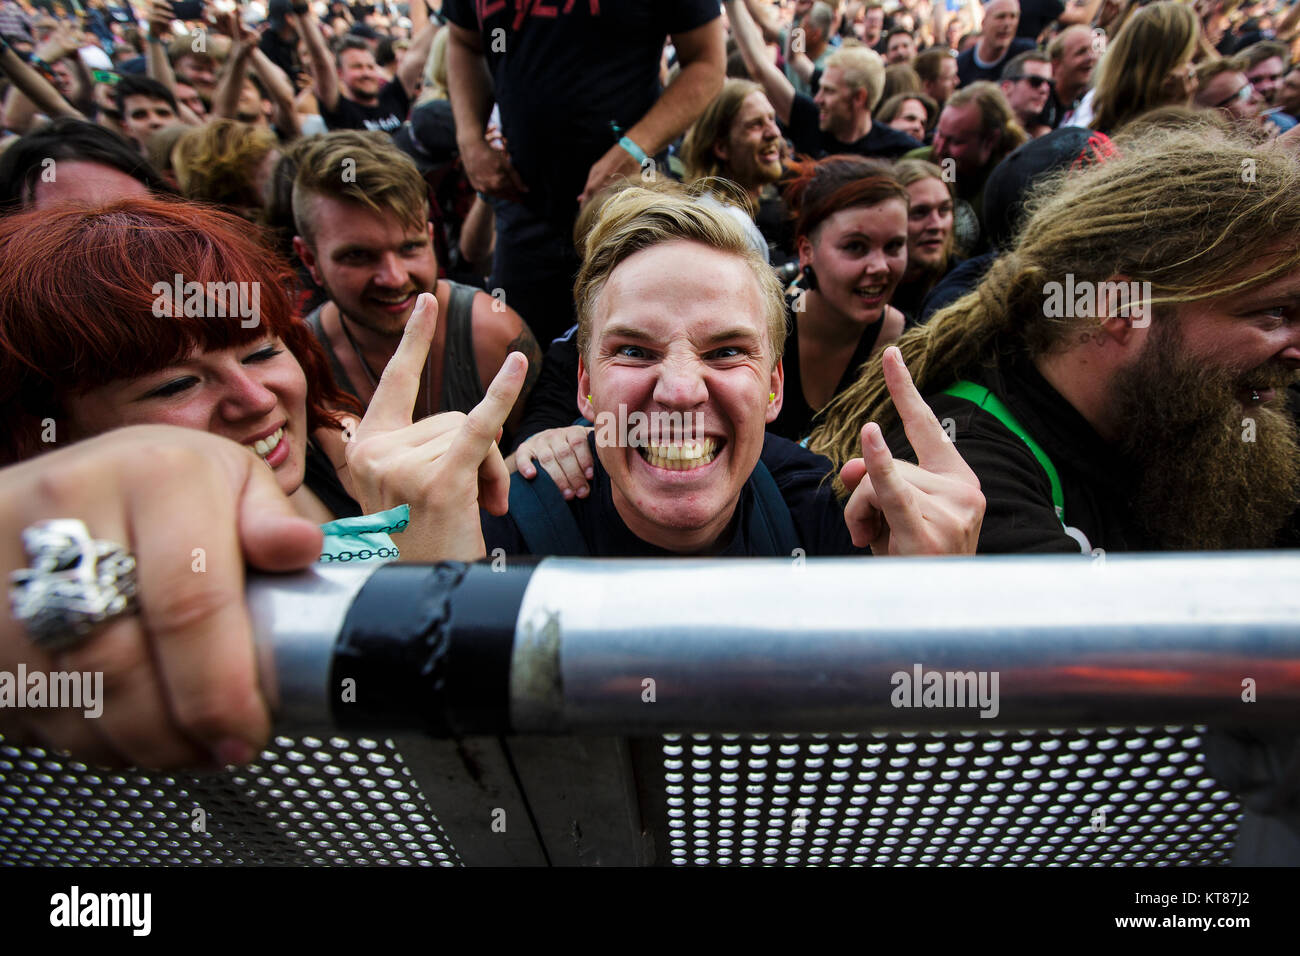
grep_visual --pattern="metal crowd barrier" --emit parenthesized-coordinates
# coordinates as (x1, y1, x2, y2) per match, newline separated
(2, 553, 1298, 866)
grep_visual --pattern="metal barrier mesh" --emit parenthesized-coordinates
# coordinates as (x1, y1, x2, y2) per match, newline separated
(0, 735, 460, 866)
(1, 726, 1242, 866)
(650, 726, 1241, 866)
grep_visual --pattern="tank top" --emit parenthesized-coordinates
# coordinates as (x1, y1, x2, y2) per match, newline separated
(304, 281, 486, 415)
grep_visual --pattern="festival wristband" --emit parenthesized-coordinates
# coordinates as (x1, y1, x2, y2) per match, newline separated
(617, 135, 647, 166)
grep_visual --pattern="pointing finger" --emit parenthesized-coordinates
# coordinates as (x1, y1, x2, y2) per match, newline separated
(880, 346, 965, 475)
(447, 352, 529, 473)
(361, 292, 439, 432)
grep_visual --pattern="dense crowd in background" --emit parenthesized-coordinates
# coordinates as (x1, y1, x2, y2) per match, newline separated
(1, 0, 1300, 862)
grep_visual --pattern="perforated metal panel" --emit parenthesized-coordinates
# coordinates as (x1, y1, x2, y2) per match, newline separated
(645, 726, 1241, 866)
(0, 726, 1243, 866)
(0, 735, 460, 866)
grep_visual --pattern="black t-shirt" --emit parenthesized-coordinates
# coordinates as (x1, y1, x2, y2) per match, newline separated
(260, 27, 303, 86)
(443, 0, 721, 235)
(770, 301, 883, 443)
(320, 77, 411, 133)
(483, 432, 864, 556)
(956, 37, 1037, 86)
(1016, 0, 1065, 39)
(883, 347, 1146, 554)
(785, 92, 922, 160)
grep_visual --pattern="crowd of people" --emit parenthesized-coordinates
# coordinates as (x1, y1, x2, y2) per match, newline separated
(1, 0, 1298, 862)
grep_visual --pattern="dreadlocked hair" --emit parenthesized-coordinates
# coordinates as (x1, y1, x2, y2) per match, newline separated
(809, 125, 1300, 475)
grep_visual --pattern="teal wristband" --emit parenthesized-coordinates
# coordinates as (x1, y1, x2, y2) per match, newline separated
(617, 135, 647, 166)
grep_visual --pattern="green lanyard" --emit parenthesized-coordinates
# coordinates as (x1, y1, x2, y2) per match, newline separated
(941, 380, 1066, 527)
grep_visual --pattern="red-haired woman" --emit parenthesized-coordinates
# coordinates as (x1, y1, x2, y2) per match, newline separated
(0, 198, 524, 562)
(771, 155, 911, 443)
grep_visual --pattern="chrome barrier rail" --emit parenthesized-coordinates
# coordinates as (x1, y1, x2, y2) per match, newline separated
(3, 553, 1297, 866)
(252, 553, 1300, 734)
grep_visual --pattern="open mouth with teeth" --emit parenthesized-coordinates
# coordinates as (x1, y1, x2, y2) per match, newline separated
(637, 438, 721, 471)
(245, 425, 287, 465)
(368, 291, 417, 312)
(854, 284, 888, 304)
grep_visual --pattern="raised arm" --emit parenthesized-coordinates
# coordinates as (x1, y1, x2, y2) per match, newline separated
(250, 48, 301, 139)
(296, 4, 339, 112)
(144, 0, 178, 91)
(725, 0, 794, 123)
(212, 17, 255, 120)
(396, 0, 436, 97)
(742, 0, 786, 45)
(578, 15, 726, 202)
(1, 25, 86, 132)
(0, 36, 83, 123)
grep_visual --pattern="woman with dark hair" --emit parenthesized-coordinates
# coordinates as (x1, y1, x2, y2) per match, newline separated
(769, 155, 910, 442)
(0, 197, 526, 562)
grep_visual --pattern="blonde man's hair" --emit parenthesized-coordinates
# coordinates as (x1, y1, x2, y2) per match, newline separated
(291, 129, 429, 247)
(681, 78, 765, 183)
(173, 119, 277, 210)
(574, 182, 787, 368)
(825, 46, 887, 111)
(1090, 1, 1199, 134)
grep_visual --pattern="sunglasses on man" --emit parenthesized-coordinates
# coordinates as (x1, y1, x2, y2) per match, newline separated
(1007, 74, 1055, 90)
(1213, 82, 1255, 109)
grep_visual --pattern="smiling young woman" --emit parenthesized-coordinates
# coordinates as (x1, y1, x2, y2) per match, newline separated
(769, 155, 911, 442)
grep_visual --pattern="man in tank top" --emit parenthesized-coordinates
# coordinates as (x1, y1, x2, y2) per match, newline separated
(290, 130, 542, 441)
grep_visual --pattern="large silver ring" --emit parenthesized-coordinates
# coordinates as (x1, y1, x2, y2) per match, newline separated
(9, 519, 139, 652)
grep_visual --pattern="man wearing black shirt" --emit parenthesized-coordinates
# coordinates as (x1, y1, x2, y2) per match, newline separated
(956, 0, 1036, 86)
(1015, 0, 1101, 40)
(298, 0, 435, 132)
(444, 0, 725, 345)
(1040, 23, 1096, 128)
(729, 0, 921, 160)
(259, 0, 304, 88)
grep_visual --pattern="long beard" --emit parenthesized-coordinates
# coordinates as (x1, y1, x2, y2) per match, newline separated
(1110, 324, 1300, 550)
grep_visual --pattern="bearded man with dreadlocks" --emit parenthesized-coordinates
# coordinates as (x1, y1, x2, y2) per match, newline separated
(810, 123, 1300, 864)
(812, 124, 1300, 556)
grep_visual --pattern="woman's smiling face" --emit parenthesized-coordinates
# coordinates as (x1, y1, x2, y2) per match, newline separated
(64, 337, 310, 496)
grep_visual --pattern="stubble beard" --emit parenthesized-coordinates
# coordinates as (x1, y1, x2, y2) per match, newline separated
(1110, 321, 1300, 550)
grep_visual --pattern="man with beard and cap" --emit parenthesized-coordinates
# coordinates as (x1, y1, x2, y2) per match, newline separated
(810, 125, 1300, 863)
